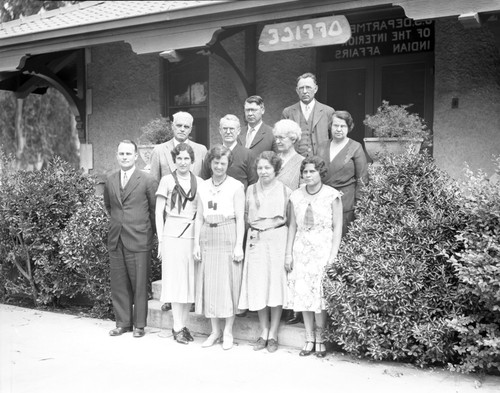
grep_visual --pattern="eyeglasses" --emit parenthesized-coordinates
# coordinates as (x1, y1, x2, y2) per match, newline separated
(332, 124, 348, 129)
(274, 135, 290, 141)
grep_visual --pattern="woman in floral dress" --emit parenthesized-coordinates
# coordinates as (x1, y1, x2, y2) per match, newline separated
(285, 156, 343, 357)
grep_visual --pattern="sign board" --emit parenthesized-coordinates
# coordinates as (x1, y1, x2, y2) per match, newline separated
(259, 15, 351, 52)
(331, 17, 434, 59)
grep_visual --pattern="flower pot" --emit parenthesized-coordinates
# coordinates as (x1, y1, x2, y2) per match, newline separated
(137, 144, 155, 171)
(363, 137, 423, 163)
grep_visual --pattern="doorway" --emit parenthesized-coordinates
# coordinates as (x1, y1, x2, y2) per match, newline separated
(320, 52, 434, 146)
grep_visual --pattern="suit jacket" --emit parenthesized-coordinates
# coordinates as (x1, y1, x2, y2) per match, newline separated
(237, 123, 277, 156)
(150, 139, 207, 182)
(281, 101, 335, 155)
(200, 143, 258, 190)
(103, 168, 158, 252)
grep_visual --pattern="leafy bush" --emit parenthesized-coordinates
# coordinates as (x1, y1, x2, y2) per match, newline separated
(138, 117, 172, 145)
(447, 157, 500, 373)
(324, 151, 465, 366)
(0, 155, 95, 304)
(363, 100, 431, 144)
(59, 194, 112, 318)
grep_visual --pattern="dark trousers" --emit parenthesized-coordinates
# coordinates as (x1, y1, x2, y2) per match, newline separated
(109, 238, 151, 329)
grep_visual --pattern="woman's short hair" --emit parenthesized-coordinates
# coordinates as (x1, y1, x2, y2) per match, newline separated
(206, 144, 233, 167)
(171, 142, 195, 162)
(272, 119, 302, 142)
(254, 151, 282, 175)
(300, 156, 328, 180)
(332, 110, 355, 133)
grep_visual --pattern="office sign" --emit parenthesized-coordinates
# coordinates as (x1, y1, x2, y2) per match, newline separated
(259, 15, 351, 52)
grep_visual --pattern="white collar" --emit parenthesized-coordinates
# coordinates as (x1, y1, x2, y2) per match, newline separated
(225, 141, 238, 151)
(300, 99, 316, 112)
(173, 138, 190, 147)
(248, 121, 262, 132)
(121, 166, 135, 176)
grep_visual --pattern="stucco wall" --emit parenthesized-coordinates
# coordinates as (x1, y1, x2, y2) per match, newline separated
(87, 42, 161, 178)
(434, 19, 500, 179)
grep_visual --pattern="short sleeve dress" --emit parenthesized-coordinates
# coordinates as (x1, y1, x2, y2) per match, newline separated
(238, 180, 292, 311)
(286, 184, 341, 313)
(156, 173, 200, 303)
(195, 176, 245, 318)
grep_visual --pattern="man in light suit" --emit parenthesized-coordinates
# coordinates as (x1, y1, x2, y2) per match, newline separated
(150, 111, 208, 182)
(104, 140, 158, 338)
(238, 95, 277, 155)
(282, 72, 335, 157)
(201, 114, 257, 190)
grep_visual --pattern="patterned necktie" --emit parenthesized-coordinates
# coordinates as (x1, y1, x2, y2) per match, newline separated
(304, 202, 314, 227)
(246, 127, 255, 148)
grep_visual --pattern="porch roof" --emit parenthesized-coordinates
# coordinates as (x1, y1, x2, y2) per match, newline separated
(0, 0, 499, 73)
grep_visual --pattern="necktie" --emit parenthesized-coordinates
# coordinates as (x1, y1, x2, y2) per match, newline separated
(246, 128, 255, 148)
(122, 172, 128, 188)
(304, 202, 314, 228)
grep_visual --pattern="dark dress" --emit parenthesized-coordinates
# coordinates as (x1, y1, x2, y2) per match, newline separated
(318, 138, 368, 236)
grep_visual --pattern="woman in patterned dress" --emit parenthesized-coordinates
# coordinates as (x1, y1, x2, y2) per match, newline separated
(285, 156, 343, 357)
(193, 144, 245, 350)
(155, 143, 200, 344)
(238, 151, 292, 353)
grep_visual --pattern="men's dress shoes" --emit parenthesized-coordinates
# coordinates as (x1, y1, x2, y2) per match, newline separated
(133, 328, 145, 338)
(285, 312, 303, 325)
(109, 327, 132, 336)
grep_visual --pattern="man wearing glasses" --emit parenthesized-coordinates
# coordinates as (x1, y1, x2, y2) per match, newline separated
(281, 73, 334, 157)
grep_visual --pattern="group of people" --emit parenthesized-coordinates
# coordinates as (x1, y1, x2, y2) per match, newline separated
(103, 73, 368, 357)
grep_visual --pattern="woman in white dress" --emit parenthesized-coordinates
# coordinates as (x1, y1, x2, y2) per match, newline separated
(285, 156, 343, 357)
(155, 143, 200, 344)
(238, 151, 291, 353)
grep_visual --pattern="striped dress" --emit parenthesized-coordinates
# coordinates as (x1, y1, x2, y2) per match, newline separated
(195, 176, 244, 318)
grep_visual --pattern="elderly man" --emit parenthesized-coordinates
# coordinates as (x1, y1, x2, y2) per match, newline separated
(150, 111, 207, 182)
(201, 114, 257, 189)
(281, 72, 334, 157)
(238, 95, 277, 155)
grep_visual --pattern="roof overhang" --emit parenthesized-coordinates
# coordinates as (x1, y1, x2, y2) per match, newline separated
(0, 0, 499, 73)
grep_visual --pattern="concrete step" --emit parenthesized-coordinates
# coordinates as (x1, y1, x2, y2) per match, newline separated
(147, 280, 305, 349)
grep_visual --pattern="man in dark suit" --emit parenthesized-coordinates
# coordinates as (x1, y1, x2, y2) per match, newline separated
(201, 114, 257, 190)
(104, 140, 158, 338)
(282, 72, 335, 157)
(238, 95, 277, 155)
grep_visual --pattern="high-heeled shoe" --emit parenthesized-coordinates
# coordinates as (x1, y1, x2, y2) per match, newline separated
(201, 331, 222, 348)
(299, 341, 315, 356)
(314, 326, 326, 357)
(222, 332, 234, 350)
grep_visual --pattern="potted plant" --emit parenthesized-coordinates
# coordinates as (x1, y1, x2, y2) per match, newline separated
(363, 101, 432, 163)
(137, 117, 172, 169)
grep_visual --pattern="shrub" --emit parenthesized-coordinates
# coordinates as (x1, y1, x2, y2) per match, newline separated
(138, 117, 172, 145)
(363, 100, 431, 144)
(324, 151, 465, 366)
(0, 155, 95, 305)
(59, 194, 112, 318)
(447, 157, 500, 373)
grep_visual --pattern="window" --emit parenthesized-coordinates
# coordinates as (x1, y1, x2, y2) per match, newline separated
(162, 54, 209, 146)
